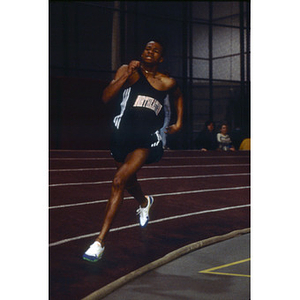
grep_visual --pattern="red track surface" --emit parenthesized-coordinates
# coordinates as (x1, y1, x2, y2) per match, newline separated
(49, 150, 250, 300)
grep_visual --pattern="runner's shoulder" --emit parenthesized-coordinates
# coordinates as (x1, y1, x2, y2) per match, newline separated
(158, 73, 177, 89)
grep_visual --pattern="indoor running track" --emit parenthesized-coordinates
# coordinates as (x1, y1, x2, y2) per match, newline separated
(49, 149, 250, 300)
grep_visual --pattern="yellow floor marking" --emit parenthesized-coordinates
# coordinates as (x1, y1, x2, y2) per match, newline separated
(199, 258, 250, 278)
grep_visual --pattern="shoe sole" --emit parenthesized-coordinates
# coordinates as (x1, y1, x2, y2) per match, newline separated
(82, 253, 103, 262)
(140, 196, 154, 228)
(82, 247, 105, 262)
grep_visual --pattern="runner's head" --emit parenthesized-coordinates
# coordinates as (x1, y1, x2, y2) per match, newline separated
(141, 40, 164, 64)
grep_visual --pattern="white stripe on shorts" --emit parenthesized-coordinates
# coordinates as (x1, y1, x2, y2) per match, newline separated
(151, 130, 162, 147)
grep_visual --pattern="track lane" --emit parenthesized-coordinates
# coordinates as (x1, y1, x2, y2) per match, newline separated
(49, 150, 250, 300)
(50, 207, 250, 300)
(49, 155, 249, 170)
(49, 172, 250, 206)
(49, 165, 250, 185)
(50, 187, 250, 245)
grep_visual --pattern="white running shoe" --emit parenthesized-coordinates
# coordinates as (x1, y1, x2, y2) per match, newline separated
(136, 195, 154, 227)
(83, 241, 105, 262)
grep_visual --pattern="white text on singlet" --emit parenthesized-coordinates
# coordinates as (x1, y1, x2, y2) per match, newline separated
(133, 95, 162, 116)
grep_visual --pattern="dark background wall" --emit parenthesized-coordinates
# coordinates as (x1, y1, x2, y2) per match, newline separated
(50, 1, 250, 150)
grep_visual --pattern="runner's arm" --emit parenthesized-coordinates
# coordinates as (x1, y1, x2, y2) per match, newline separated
(102, 61, 140, 103)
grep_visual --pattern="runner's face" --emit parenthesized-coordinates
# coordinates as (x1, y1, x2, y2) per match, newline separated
(141, 41, 164, 64)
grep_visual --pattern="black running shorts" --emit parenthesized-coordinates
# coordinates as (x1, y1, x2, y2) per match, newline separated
(110, 131, 164, 164)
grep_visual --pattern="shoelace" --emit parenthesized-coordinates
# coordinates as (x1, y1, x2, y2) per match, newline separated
(88, 242, 102, 253)
(136, 198, 150, 215)
(91, 243, 99, 249)
(136, 207, 144, 215)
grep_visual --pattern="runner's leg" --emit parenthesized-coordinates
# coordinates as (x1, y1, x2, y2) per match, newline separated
(96, 148, 150, 245)
(114, 163, 148, 207)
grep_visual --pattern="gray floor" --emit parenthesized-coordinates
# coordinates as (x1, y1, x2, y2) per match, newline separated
(104, 234, 250, 300)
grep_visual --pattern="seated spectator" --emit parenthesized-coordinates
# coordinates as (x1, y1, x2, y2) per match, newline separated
(217, 122, 236, 151)
(195, 120, 218, 151)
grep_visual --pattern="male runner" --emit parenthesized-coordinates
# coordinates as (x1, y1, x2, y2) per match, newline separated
(83, 40, 183, 262)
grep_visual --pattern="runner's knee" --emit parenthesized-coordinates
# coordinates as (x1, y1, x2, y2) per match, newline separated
(112, 173, 127, 190)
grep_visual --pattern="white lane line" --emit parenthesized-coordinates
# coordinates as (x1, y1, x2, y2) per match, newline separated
(49, 149, 248, 153)
(49, 203, 250, 247)
(50, 179, 112, 187)
(49, 164, 250, 172)
(50, 150, 110, 152)
(49, 156, 249, 161)
(50, 158, 112, 161)
(49, 186, 250, 209)
(49, 173, 250, 187)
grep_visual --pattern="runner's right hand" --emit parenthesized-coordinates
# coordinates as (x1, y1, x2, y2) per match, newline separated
(126, 60, 140, 76)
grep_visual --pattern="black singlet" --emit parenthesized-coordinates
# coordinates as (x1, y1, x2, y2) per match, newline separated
(110, 70, 173, 163)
